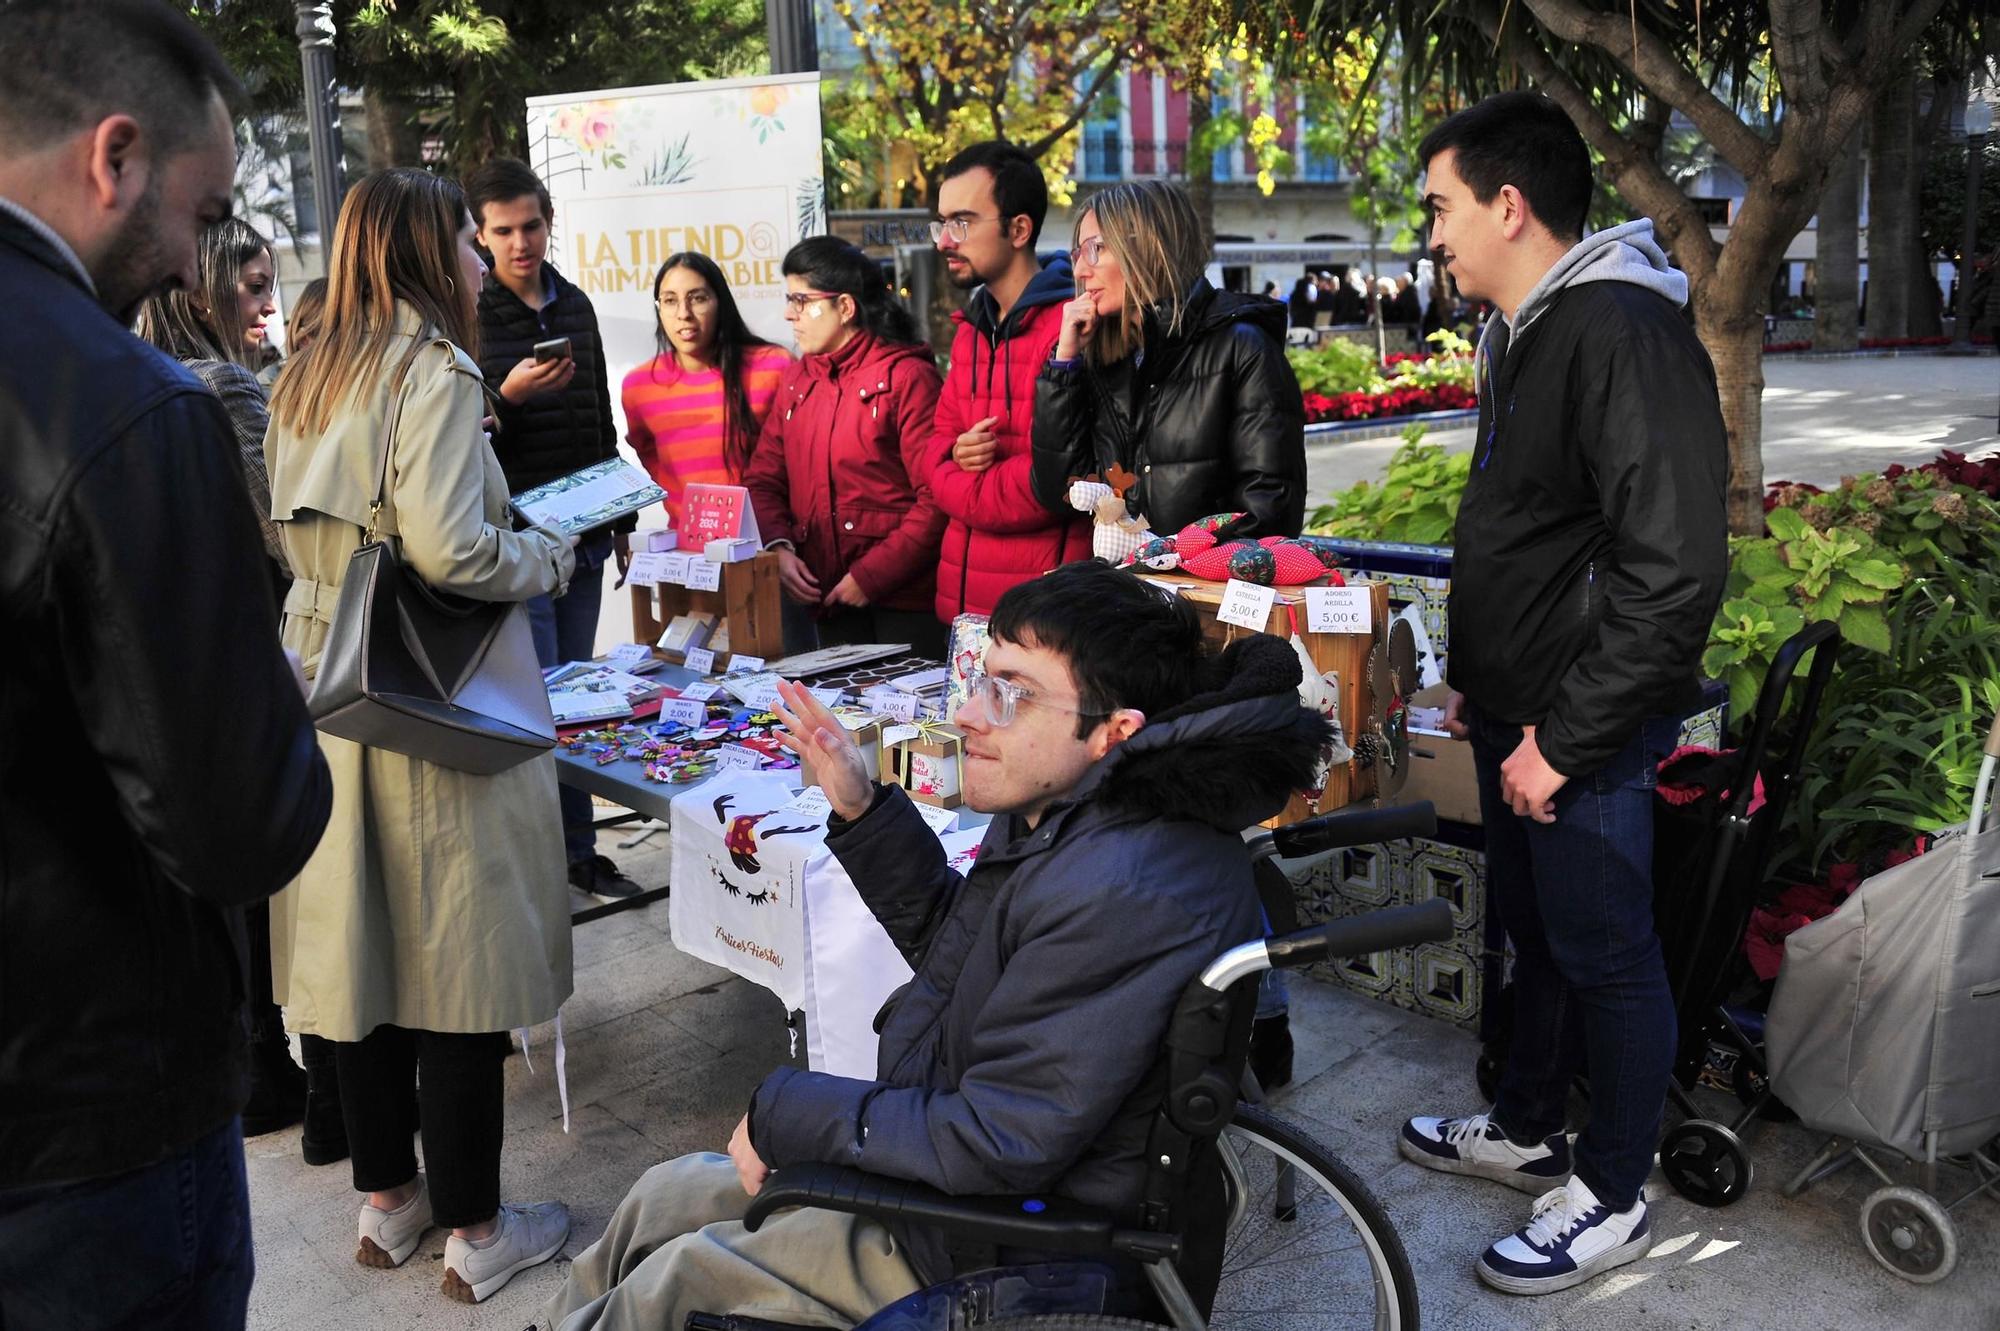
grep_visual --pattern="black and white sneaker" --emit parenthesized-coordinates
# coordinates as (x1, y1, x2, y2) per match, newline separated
(1399, 1112, 1572, 1193)
(1476, 1175, 1653, 1295)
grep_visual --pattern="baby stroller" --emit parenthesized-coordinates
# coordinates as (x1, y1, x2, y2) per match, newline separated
(1475, 622, 1841, 1209)
(1762, 713, 2000, 1283)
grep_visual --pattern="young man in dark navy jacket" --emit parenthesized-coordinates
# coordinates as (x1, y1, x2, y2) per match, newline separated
(535, 563, 1331, 1330)
(1394, 92, 1729, 1296)
(465, 156, 640, 900)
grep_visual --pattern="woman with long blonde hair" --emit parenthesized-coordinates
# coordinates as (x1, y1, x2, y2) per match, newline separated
(265, 168, 577, 1305)
(1028, 179, 1306, 538)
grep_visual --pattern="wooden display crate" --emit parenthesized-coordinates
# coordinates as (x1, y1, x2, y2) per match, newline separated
(1137, 573, 1391, 825)
(629, 552, 786, 668)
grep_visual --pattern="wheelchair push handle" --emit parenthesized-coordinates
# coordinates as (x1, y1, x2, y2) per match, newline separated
(1200, 898, 1455, 991)
(1270, 898, 1455, 969)
(1259, 801, 1438, 860)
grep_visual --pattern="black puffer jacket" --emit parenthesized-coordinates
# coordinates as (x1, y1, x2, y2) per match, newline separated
(1031, 281, 1306, 539)
(749, 634, 1331, 1284)
(473, 265, 631, 531)
(0, 209, 332, 1187)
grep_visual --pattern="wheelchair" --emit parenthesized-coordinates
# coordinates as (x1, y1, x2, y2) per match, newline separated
(688, 801, 1448, 1331)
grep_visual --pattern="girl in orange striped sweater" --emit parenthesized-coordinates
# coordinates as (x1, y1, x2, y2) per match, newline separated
(622, 252, 792, 527)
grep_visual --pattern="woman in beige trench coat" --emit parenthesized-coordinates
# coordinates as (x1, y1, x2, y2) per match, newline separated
(265, 169, 577, 1306)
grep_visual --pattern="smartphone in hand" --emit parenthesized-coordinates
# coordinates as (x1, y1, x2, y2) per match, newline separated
(533, 337, 573, 364)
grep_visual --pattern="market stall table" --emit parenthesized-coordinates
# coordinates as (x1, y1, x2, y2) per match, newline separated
(553, 653, 947, 923)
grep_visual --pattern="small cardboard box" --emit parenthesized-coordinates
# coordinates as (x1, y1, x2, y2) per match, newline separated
(658, 611, 717, 656)
(1386, 683, 1482, 825)
(799, 710, 885, 791)
(706, 537, 759, 563)
(882, 722, 964, 809)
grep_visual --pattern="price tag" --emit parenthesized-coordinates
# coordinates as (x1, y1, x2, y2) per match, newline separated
(1215, 578, 1278, 631)
(606, 642, 654, 669)
(677, 681, 721, 701)
(686, 559, 723, 592)
(726, 654, 765, 674)
(1304, 586, 1373, 635)
(808, 686, 846, 708)
(912, 802, 960, 835)
(734, 682, 784, 710)
(715, 745, 764, 772)
(781, 786, 833, 819)
(659, 698, 705, 729)
(881, 723, 922, 747)
(684, 647, 716, 675)
(658, 552, 693, 585)
(624, 552, 670, 587)
(874, 691, 921, 722)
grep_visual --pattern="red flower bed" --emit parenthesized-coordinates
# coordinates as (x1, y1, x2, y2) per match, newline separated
(1302, 382, 1477, 423)
(1764, 449, 2000, 511)
(1884, 449, 2000, 498)
(1763, 333, 1995, 353)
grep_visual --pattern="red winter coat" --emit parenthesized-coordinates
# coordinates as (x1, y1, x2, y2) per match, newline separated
(930, 261, 1091, 621)
(746, 330, 945, 615)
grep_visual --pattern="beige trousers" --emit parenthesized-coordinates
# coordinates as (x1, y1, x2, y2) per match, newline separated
(539, 1153, 923, 1331)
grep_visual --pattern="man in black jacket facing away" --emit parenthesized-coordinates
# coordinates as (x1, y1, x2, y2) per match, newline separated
(464, 156, 641, 900)
(0, 4, 332, 1325)
(1395, 93, 1728, 1296)
(536, 562, 1331, 1329)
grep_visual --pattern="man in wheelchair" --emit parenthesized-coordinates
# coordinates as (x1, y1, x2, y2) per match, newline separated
(536, 561, 1333, 1330)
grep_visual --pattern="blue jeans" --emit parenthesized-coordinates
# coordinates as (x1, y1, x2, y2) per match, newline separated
(0, 1118, 252, 1329)
(1471, 705, 1679, 1210)
(529, 532, 612, 864)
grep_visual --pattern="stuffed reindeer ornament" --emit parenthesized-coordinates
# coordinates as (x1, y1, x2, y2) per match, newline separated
(1065, 462, 1155, 564)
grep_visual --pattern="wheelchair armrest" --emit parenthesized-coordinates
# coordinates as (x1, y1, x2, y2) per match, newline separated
(743, 1163, 1180, 1264)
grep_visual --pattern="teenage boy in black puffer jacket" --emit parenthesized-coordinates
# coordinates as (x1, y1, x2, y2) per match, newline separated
(464, 157, 640, 901)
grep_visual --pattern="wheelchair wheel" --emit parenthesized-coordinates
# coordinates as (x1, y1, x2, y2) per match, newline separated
(1211, 1105, 1421, 1330)
(984, 1311, 1168, 1319)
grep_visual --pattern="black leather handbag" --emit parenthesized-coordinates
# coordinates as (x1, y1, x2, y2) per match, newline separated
(307, 349, 556, 775)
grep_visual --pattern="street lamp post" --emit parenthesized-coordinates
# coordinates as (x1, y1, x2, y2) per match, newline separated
(295, 2, 345, 273)
(1951, 97, 1991, 352)
(766, 0, 819, 75)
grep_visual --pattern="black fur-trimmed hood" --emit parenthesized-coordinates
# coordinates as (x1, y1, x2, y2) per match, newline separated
(1078, 634, 1336, 830)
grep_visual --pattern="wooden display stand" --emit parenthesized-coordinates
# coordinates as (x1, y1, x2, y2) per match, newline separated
(1139, 573, 1392, 826)
(630, 552, 787, 668)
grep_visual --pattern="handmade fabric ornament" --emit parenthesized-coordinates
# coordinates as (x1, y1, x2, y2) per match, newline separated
(1066, 462, 1155, 565)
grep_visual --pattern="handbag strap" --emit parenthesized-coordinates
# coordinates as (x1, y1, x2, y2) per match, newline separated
(363, 335, 457, 545)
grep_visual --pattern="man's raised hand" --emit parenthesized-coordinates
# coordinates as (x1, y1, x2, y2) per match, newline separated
(772, 679, 874, 820)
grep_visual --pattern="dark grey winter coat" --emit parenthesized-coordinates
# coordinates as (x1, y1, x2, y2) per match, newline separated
(749, 635, 1330, 1283)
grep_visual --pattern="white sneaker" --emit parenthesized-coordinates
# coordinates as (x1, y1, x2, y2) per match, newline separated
(1476, 1175, 1654, 1295)
(356, 1174, 434, 1268)
(1400, 1112, 1573, 1193)
(441, 1200, 571, 1304)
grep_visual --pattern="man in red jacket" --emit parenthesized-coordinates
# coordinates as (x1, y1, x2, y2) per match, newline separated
(928, 141, 1091, 622)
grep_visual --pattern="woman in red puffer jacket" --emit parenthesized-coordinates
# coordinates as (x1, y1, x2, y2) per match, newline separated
(746, 238, 948, 657)
(929, 254, 1091, 622)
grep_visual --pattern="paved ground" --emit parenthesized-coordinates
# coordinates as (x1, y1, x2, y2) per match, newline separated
(245, 834, 2000, 1331)
(1305, 353, 2000, 503)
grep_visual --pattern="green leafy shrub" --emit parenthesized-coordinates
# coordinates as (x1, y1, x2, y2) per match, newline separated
(1303, 425, 1468, 545)
(1285, 337, 1381, 397)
